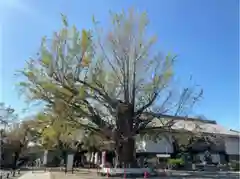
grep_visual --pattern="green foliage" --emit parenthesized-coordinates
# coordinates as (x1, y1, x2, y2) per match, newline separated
(17, 9, 202, 145)
(81, 131, 104, 152)
(61, 13, 68, 27)
(33, 112, 81, 150)
(230, 160, 240, 171)
(167, 158, 184, 166)
(3, 119, 40, 154)
(0, 103, 17, 125)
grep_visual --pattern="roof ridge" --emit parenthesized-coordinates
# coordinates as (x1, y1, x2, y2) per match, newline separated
(230, 129, 240, 133)
(142, 112, 217, 124)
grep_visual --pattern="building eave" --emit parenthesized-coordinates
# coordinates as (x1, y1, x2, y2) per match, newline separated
(140, 126, 240, 138)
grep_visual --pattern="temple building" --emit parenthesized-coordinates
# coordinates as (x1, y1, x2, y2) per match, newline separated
(96, 115, 240, 168)
(134, 114, 240, 164)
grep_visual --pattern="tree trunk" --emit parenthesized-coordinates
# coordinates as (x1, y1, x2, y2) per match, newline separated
(12, 151, 20, 177)
(62, 150, 67, 166)
(118, 138, 137, 168)
(115, 102, 137, 168)
(57, 140, 67, 166)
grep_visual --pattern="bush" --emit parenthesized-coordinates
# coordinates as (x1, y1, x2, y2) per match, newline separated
(167, 158, 184, 166)
(230, 160, 240, 171)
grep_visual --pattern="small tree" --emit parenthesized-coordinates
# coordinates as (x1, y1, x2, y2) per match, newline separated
(4, 120, 37, 174)
(81, 131, 103, 153)
(33, 111, 80, 163)
(18, 10, 203, 167)
(171, 120, 221, 163)
(0, 103, 18, 170)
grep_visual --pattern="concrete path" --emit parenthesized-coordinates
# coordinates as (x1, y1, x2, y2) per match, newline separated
(18, 171, 51, 179)
(17, 170, 239, 179)
(42, 171, 240, 179)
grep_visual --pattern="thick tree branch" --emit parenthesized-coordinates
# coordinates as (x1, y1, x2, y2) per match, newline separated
(76, 79, 117, 107)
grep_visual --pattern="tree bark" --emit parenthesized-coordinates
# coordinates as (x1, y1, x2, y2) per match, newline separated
(12, 151, 20, 176)
(118, 138, 138, 168)
(115, 102, 138, 168)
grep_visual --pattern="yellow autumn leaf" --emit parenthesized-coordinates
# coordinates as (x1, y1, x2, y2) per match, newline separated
(42, 57, 50, 66)
(41, 82, 56, 91)
(165, 53, 174, 66)
(78, 87, 85, 99)
(81, 54, 91, 67)
(81, 29, 88, 53)
(164, 69, 173, 81)
(60, 28, 68, 39)
(24, 71, 34, 79)
(41, 50, 51, 66)
(57, 86, 73, 96)
(42, 126, 57, 139)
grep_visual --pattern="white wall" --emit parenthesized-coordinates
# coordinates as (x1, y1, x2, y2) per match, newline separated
(135, 135, 173, 153)
(224, 137, 240, 155)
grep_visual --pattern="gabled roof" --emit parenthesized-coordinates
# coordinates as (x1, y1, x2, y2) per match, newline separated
(144, 114, 239, 137)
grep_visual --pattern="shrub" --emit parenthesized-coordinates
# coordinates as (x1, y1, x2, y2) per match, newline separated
(230, 160, 240, 171)
(167, 158, 184, 166)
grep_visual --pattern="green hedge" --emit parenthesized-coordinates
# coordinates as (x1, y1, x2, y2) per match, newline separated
(230, 160, 240, 171)
(167, 158, 184, 166)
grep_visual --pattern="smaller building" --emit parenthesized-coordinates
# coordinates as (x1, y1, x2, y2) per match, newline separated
(135, 114, 240, 164)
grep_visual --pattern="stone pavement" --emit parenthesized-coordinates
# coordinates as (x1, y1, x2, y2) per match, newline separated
(16, 170, 240, 179)
(17, 171, 101, 179)
(48, 171, 240, 179)
(0, 170, 26, 179)
(17, 171, 51, 179)
(161, 170, 240, 178)
(50, 172, 99, 179)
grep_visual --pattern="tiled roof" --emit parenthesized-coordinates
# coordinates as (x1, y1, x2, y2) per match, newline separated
(78, 114, 239, 137)
(145, 114, 240, 137)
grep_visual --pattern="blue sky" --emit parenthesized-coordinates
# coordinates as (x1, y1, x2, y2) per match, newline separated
(0, 0, 239, 129)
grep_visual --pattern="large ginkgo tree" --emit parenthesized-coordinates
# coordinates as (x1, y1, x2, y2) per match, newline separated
(18, 10, 202, 167)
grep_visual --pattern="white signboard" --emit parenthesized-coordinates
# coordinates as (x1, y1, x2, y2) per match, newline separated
(67, 154, 74, 171)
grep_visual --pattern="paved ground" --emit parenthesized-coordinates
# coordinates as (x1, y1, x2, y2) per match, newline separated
(0, 170, 26, 179)
(50, 172, 97, 179)
(15, 170, 240, 179)
(50, 171, 240, 179)
(18, 171, 51, 179)
(162, 170, 240, 178)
